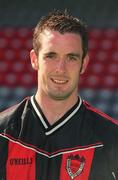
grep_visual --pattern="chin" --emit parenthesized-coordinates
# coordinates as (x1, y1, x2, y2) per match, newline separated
(49, 92, 73, 101)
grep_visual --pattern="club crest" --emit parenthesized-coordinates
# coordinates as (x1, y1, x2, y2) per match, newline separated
(66, 154, 85, 179)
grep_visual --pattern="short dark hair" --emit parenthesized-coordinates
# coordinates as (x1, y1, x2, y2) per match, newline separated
(33, 9, 88, 59)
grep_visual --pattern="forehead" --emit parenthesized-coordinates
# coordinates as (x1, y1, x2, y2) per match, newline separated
(40, 29, 82, 49)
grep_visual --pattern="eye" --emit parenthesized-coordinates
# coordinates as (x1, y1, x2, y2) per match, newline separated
(46, 54, 54, 58)
(67, 53, 81, 62)
(68, 55, 78, 61)
(44, 52, 57, 60)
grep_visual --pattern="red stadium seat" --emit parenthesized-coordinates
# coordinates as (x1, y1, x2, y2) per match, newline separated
(0, 28, 118, 89)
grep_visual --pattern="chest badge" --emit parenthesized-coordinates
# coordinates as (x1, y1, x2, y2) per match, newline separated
(66, 154, 85, 179)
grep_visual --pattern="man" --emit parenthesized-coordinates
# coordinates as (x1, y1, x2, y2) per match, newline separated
(0, 9, 118, 180)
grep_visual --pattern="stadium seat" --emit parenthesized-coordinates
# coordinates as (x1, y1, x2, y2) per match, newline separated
(0, 28, 118, 119)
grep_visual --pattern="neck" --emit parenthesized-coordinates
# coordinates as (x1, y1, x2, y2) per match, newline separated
(35, 92, 79, 125)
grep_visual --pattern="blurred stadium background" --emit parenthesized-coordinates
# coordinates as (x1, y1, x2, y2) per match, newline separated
(0, 0, 118, 119)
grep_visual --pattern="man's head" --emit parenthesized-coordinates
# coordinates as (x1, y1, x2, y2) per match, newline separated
(33, 9, 88, 59)
(30, 9, 89, 101)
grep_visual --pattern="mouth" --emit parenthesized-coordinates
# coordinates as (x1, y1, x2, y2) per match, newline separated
(51, 78, 68, 84)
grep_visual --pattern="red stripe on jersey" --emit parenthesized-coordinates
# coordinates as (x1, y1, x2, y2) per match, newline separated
(60, 147, 94, 180)
(84, 101, 118, 125)
(6, 141, 36, 180)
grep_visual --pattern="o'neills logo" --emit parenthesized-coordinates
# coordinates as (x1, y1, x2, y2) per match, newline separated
(66, 154, 85, 179)
(10, 157, 33, 166)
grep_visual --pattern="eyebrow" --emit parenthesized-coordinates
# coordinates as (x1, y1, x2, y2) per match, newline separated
(44, 52, 81, 59)
(44, 52, 57, 56)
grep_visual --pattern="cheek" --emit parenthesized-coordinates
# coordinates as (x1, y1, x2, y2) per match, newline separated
(70, 63, 81, 75)
(38, 65, 50, 82)
(38, 61, 47, 73)
(69, 70, 79, 85)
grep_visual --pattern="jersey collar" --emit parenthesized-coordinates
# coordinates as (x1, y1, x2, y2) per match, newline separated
(30, 95, 82, 135)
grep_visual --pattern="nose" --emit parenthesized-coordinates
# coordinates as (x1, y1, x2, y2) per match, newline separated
(56, 59, 66, 73)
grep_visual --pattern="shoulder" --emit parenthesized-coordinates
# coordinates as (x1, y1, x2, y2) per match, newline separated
(0, 97, 30, 133)
(82, 100, 118, 140)
(83, 100, 118, 125)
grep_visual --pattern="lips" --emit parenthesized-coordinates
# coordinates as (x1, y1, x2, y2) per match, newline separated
(51, 78, 68, 84)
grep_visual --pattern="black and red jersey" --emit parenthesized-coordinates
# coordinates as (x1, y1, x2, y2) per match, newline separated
(0, 96, 118, 180)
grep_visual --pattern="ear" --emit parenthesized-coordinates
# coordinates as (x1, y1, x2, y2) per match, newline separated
(30, 49, 39, 70)
(80, 54, 89, 74)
